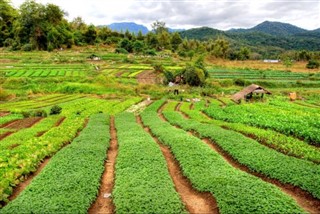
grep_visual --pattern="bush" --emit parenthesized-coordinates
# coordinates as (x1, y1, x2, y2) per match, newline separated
(115, 48, 128, 54)
(306, 60, 320, 69)
(34, 110, 47, 117)
(22, 111, 32, 118)
(50, 105, 62, 115)
(234, 78, 246, 86)
(21, 44, 34, 52)
(144, 49, 156, 56)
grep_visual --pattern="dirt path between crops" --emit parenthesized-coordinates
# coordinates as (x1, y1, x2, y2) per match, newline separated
(0, 117, 43, 129)
(137, 113, 219, 214)
(89, 116, 117, 214)
(0, 132, 14, 141)
(171, 108, 320, 214)
(0, 111, 10, 117)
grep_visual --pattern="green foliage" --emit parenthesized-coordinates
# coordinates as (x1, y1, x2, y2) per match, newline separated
(1, 114, 110, 213)
(182, 65, 206, 86)
(306, 59, 320, 69)
(140, 100, 303, 213)
(204, 100, 320, 145)
(114, 113, 185, 214)
(50, 105, 62, 115)
(179, 102, 320, 163)
(163, 110, 320, 199)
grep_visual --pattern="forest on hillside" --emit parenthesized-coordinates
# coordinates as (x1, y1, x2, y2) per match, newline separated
(1, 0, 320, 60)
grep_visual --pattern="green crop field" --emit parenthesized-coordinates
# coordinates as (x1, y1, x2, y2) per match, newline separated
(0, 49, 319, 214)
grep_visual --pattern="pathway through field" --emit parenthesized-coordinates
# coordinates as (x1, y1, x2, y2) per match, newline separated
(89, 116, 117, 214)
(137, 114, 219, 214)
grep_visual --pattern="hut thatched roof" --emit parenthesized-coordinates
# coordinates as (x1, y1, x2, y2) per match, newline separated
(232, 84, 271, 102)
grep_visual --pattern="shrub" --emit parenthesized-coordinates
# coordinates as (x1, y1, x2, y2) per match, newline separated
(21, 44, 34, 52)
(234, 78, 246, 86)
(114, 48, 128, 54)
(34, 110, 47, 117)
(50, 105, 62, 115)
(306, 59, 320, 69)
(22, 111, 32, 118)
(144, 49, 156, 56)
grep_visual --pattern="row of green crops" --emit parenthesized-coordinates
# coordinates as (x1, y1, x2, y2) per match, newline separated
(140, 100, 303, 214)
(5, 70, 86, 78)
(161, 109, 320, 199)
(204, 101, 320, 145)
(208, 67, 309, 80)
(178, 102, 320, 163)
(0, 116, 60, 150)
(114, 113, 185, 214)
(1, 114, 110, 213)
(0, 97, 144, 205)
(0, 115, 85, 206)
(0, 94, 84, 111)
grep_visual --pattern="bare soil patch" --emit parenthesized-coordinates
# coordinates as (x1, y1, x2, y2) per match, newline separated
(0, 111, 10, 117)
(1, 117, 43, 129)
(89, 116, 117, 214)
(136, 70, 159, 84)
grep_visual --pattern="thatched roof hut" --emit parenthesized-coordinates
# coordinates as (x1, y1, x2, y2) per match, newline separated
(232, 84, 271, 103)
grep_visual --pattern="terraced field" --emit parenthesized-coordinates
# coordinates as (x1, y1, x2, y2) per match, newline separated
(0, 97, 319, 213)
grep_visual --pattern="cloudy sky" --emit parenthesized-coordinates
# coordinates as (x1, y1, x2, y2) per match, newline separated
(10, 0, 320, 30)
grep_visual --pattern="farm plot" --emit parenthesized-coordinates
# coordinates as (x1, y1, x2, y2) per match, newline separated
(178, 101, 320, 163)
(208, 67, 309, 81)
(140, 100, 304, 213)
(2, 63, 91, 78)
(1, 114, 110, 213)
(204, 99, 320, 145)
(113, 113, 185, 213)
(161, 106, 320, 200)
(0, 97, 142, 206)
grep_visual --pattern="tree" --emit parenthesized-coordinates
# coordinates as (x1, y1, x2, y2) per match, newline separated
(157, 31, 171, 50)
(0, 0, 17, 47)
(171, 32, 182, 51)
(84, 25, 97, 45)
(151, 20, 168, 34)
(182, 65, 206, 86)
(117, 38, 132, 52)
(133, 40, 145, 53)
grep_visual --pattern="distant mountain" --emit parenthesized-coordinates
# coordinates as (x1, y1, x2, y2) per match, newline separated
(312, 28, 320, 33)
(228, 21, 307, 36)
(108, 22, 149, 34)
(250, 21, 307, 36)
(179, 21, 320, 56)
(179, 27, 225, 40)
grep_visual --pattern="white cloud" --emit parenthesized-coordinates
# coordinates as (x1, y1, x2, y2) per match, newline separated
(10, 0, 320, 30)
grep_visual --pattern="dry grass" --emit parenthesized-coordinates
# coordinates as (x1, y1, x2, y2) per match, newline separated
(206, 58, 320, 73)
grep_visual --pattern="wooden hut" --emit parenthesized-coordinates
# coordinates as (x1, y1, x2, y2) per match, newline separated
(232, 84, 271, 103)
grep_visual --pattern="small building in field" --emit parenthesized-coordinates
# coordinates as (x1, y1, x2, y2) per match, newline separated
(263, 59, 279, 63)
(232, 84, 271, 103)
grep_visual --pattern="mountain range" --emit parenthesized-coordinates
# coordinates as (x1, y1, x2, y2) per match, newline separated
(106, 22, 184, 34)
(106, 21, 320, 57)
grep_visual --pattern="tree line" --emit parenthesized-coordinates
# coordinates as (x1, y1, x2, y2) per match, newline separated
(1, 0, 319, 62)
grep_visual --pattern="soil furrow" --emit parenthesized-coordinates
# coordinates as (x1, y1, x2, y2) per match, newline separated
(137, 115, 219, 214)
(89, 116, 117, 214)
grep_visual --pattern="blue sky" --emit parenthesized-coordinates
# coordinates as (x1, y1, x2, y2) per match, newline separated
(10, 0, 320, 30)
